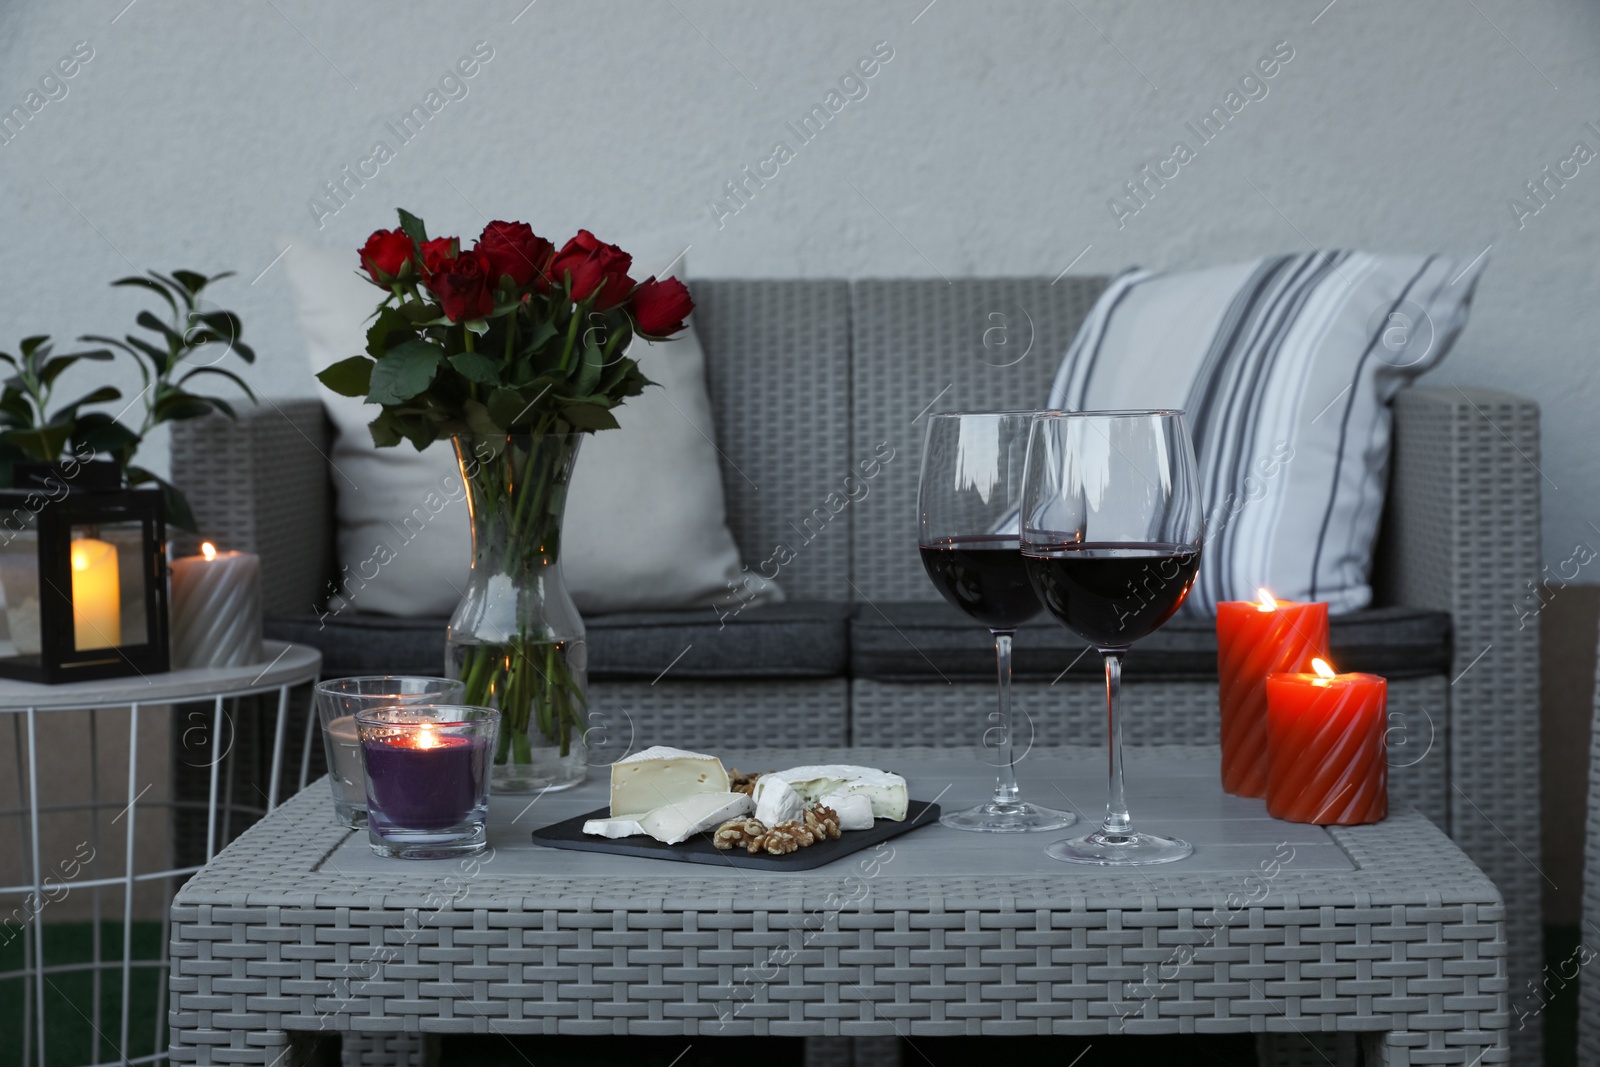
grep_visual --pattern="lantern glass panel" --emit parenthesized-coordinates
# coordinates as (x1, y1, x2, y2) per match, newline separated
(0, 520, 41, 658)
(69, 522, 148, 652)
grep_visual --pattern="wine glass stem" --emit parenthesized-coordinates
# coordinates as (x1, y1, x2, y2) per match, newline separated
(1102, 649, 1132, 835)
(990, 630, 1021, 806)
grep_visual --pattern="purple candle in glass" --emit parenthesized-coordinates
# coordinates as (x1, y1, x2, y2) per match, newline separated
(356, 704, 498, 859)
(363, 726, 488, 831)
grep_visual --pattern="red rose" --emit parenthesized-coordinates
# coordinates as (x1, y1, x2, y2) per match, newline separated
(549, 230, 635, 310)
(419, 237, 458, 278)
(474, 220, 554, 290)
(426, 249, 496, 322)
(630, 276, 694, 336)
(359, 228, 416, 285)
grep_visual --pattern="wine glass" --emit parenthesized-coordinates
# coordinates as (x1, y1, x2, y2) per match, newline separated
(1021, 410, 1203, 865)
(918, 412, 1075, 833)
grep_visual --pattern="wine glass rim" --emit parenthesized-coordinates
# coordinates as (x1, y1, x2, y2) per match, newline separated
(315, 674, 465, 693)
(354, 703, 500, 728)
(924, 409, 1044, 419)
(1031, 408, 1187, 419)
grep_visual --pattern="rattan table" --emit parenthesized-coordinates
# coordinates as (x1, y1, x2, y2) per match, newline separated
(167, 745, 1508, 1066)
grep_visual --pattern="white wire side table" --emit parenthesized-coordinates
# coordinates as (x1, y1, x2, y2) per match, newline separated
(1, 640, 322, 1067)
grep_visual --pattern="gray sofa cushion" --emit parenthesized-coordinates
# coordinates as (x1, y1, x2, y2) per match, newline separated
(266, 601, 851, 680)
(849, 602, 1452, 682)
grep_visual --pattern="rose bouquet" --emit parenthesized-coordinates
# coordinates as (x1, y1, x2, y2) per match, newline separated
(318, 209, 692, 788)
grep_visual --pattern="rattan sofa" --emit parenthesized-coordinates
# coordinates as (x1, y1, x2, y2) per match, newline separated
(171, 277, 1544, 1063)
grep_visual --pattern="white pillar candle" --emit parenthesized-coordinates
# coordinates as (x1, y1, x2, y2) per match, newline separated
(169, 542, 264, 669)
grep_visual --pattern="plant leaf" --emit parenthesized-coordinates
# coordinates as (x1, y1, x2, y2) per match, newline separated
(57, 385, 122, 412)
(367, 412, 403, 448)
(486, 386, 529, 429)
(448, 352, 501, 386)
(365, 306, 413, 358)
(177, 365, 257, 402)
(127, 465, 198, 532)
(171, 270, 210, 296)
(560, 403, 621, 432)
(397, 208, 429, 245)
(367, 340, 444, 405)
(462, 399, 501, 439)
(113, 276, 180, 317)
(318, 356, 375, 398)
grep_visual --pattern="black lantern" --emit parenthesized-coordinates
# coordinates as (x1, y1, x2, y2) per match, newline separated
(0, 461, 169, 683)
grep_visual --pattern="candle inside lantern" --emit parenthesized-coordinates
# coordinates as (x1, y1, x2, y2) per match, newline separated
(1265, 658, 1387, 825)
(70, 537, 121, 650)
(169, 541, 263, 669)
(1216, 588, 1329, 797)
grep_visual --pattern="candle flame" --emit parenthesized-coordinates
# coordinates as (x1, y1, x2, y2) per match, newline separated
(1256, 588, 1277, 612)
(201, 542, 217, 562)
(1312, 658, 1338, 682)
(416, 722, 438, 750)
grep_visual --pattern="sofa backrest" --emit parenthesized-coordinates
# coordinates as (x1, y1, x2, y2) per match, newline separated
(693, 277, 1109, 603)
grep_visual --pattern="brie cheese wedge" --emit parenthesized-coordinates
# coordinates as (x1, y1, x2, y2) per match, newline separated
(582, 817, 646, 839)
(637, 791, 752, 845)
(753, 776, 806, 827)
(610, 745, 730, 817)
(819, 791, 875, 831)
(773, 765, 908, 821)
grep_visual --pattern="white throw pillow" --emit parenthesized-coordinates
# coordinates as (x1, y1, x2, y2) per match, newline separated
(285, 243, 780, 617)
(1049, 251, 1486, 615)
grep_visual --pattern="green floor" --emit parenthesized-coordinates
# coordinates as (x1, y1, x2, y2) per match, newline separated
(0, 922, 1584, 1065)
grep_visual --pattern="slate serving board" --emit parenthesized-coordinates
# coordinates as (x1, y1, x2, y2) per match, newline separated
(529, 800, 942, 871)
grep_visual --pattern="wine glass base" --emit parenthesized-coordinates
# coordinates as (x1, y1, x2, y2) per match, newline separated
(940, 801, 1077, 833)
(1045, 828, 1192, 866)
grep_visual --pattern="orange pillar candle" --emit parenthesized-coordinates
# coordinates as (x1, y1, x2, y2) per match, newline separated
(1216, 589, 1328, 797)
(1265, 659, 1387, 825)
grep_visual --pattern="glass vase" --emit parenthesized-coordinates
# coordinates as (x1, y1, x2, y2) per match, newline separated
(446, 433, 588, 793)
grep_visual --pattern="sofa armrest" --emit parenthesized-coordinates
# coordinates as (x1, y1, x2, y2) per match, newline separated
(169, 399, 333, 617)
(1378, 384, 1542, 1033)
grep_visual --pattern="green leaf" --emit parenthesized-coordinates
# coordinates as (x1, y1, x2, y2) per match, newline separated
(113, 276, 180, 317)
(486, 386, 527, 430)
(136, 310, 183, 355)
(522, 319, 561, 353)
(57, 385, 122, 412)
(171, 270, 210, 296)
(317, 356, 374, 398)
(367, 339, 444, 405)
(127, 465, 199, 532)
(4, 425, 72, 463)
(177, 366, 257, 402)
(448, 352, 501, 386)
(152, 393, 214, 422)
(575, 334, 605, 395)
(462, 399, 501, 439)
(367, 412, 403, 448)
(397, 208, 429, 246)
(365, 306, 413, 358)
(560, 403, 621, 432)
(73, 411, 140, 457)
(464, 318, 490, 337)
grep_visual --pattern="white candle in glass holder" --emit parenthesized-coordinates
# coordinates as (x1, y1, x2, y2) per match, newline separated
(169, 542, 264, 669)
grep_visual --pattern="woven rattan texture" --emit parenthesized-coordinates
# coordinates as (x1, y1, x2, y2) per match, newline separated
(847, 278, 1108, 602)
(692, 280, 852, 601)
(168, 748, 1506, 1064)
(1384, 389, 1542, 1067)
(850, 676, 1448, 829)
(171, 398, 333, 617)
(1580, 642, 1600, 1067)
(586, 679, 848, 763)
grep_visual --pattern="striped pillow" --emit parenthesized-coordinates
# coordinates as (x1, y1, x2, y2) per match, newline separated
(1047, 251, 1486, 615)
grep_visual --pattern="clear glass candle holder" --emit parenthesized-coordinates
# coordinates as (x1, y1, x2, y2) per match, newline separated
(313, 676, 466, 828)
(355, 704, 499, 859)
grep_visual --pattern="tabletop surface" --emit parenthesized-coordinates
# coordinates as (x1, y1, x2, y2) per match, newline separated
(0, 639, 321, 709)
(175, 745, 1500, 912)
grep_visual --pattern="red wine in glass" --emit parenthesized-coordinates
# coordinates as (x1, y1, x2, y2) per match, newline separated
(1022, 543, 1199, 646)
(918, 411, 1074, 834)
(918, 535, 1044, 629)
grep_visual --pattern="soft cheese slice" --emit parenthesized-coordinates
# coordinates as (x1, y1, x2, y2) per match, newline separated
(820, 792, 875, 831)
(637, 791, 752, 845)
(582, 817, 645, 839)
(610, 745, 730, 817)
(773, 765, 908, 821)
(753, 776, 806, 827)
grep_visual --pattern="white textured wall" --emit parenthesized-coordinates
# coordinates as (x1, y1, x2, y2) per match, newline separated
(1, 0, 1597, 564)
